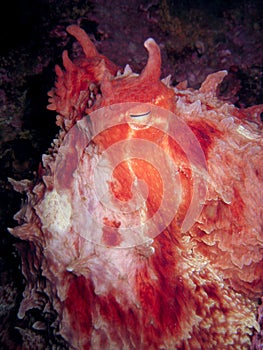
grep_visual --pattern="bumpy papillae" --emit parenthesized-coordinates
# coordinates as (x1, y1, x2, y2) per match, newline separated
(10, 25, 263, 349)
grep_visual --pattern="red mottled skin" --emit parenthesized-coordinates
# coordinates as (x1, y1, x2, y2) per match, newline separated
(10, 25, 263, 349)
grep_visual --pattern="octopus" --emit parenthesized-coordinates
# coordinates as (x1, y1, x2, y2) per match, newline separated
(9, 25, 263, 349)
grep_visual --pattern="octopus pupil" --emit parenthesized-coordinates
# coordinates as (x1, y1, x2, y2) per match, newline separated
(130, 111, 151, 118)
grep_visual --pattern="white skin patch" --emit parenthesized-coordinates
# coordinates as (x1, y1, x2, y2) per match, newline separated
(38, 190, 72, 233)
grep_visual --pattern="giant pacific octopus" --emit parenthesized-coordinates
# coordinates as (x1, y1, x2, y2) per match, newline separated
(9, 25, 263, 349)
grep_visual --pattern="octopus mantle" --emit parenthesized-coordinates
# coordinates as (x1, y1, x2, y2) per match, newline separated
(10, 25, 263, 349)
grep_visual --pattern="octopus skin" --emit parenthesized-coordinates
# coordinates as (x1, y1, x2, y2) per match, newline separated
(9, 25, 263, 349)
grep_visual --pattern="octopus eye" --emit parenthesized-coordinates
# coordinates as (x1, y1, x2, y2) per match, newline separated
(130, 111, 151, 118)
